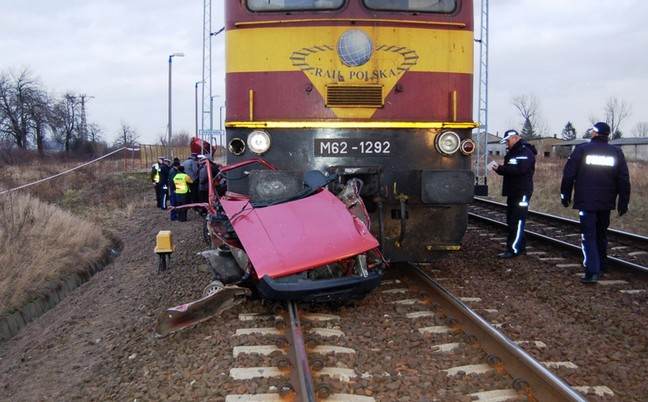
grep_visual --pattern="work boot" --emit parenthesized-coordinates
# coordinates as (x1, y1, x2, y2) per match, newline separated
(497, 251, 517, 259)
(580, 274, 599, 284)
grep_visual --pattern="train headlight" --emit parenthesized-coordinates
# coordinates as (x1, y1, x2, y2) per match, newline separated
(228, 138, 246, 156)
(435, 131, 461, 155)
(247, 130, 271, 155)
(460, 139, 476, 155)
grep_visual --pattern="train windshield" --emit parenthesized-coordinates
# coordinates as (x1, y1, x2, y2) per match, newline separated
(363, 0, 456, 13)
(247, 0, 345, 11)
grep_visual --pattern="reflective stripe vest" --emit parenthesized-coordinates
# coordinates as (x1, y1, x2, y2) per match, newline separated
(173, 173, 191, 194)
(152, 163, 161, 183)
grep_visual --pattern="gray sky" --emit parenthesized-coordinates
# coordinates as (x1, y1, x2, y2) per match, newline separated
(1, 1, 646, 144)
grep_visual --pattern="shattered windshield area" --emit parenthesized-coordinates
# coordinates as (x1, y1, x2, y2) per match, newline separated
(247, 0, 345, 11)
(363, 0, 456, 13)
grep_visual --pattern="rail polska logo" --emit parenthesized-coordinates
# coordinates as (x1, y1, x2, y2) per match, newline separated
(289, 29, 419, 83)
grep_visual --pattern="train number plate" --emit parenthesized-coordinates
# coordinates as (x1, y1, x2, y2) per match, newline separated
(314, 139, 391, 157)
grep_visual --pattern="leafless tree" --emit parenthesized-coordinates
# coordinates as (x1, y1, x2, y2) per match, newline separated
(589, 97, 632, 139)
(50, 93, 81, 152)
(88, 122, 103, 143)
(511, 94, 545, 139)
(633, 122, 648, 137)
(114, 121, 139, 148)
(604, 97, 632, 139)
(158, 130, 191, 147)
(27, 89, 51, 155)
(0, 69, 40, 149)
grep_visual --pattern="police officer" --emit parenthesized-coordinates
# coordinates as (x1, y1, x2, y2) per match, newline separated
(173, 165, 194, 222)
(168, 158, 181, 221)
(182, 153, 199, 203)
(490, 129, 537, 258)
(560, 122, 631, 284)
(151, 157, 164, 208)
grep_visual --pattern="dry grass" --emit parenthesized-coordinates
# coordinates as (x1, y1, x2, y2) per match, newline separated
(0, 163, 151, 314)
(486, 158, 648, 236)
(0, 163, 150, 222)
(0, 192, 111, 313)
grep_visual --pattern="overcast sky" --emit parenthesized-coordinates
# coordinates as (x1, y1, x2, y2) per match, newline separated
(1, 0, 646, 144)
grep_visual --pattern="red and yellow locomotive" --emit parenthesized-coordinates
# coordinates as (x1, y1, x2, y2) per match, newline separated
(224, 0, 476, 262)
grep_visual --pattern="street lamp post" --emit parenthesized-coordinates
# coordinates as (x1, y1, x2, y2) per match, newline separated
(167, 52, 184, 155)
(195, 81, 205, 140)
(209, 26, 225, 133)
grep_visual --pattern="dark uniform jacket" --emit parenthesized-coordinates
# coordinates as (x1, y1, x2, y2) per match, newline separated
(560, 136, 630, 211)
(159, 164, 170, 187)
(495, 140, 537, 197)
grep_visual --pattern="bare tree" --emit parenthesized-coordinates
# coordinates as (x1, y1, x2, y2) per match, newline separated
(604, 97, 631, 140)
(0, 69, 39, 149)
(50, 93, 81, 152)
(511, 94, 544, 139)
(114, 122, 139, 148)
(27, 89, 50, 155)
(88, 122, 103, 143)
(633, 122, 648, 137)
(158, 130, 191, 147)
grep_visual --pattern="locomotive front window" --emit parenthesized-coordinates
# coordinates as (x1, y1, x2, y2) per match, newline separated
(363, 0, 456, 13)
(247, 0, 345, 12)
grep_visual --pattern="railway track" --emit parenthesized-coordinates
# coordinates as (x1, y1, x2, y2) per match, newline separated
(405, 264, 588, 402)
(470, 197, 648, 273)
(227, 301, 372, 402)
(226, 265, 605, 401)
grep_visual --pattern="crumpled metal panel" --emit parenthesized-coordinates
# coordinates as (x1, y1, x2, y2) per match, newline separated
(220, 189, 378, 279)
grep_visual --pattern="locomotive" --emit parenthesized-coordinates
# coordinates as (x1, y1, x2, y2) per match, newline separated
(224, 0, 477, 263)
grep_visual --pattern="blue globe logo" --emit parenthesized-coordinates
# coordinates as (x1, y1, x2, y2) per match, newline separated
(337, 30, 373, 67)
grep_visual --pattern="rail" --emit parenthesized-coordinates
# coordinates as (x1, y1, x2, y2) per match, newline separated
(474, 197, 648, 242)
(286, 301, 317, 402)
(406, 264, 587, 402)
(469, 199, 648, 274)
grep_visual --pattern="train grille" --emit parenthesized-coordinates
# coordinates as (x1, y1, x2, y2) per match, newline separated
(326, 85, 383, 108)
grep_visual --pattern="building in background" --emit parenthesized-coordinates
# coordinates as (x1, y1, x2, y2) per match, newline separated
(552, 139, 587, 158)
(552, 137, 648, 161)
(608, 138, 648, 161)
(474, 132, 506, 158)
(526, 136, 564, 158)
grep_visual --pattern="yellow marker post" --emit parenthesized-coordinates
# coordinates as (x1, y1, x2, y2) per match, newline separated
(154, 230, 174, 272)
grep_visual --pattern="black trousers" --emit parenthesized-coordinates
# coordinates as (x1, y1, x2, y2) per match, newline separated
(579, 210, 610, 277)
(154, 183, 164, 209)
(190, 182, 200, 203)
(506, 195, 530, 254)
(176, 193, 189, 221)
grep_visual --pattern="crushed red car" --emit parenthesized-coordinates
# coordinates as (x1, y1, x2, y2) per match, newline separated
(156, 158, 387, 336)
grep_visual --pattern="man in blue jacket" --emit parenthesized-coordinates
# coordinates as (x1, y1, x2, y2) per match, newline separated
(490, 129, 537, 258)
(560, 122, 631, 284)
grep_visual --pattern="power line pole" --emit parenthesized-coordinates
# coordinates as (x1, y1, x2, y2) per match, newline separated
(474, 0, 490, 195)
(201, 0, 212, 145)
(79, 94, 94, 142)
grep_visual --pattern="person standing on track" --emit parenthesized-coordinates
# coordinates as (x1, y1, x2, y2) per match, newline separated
(489, 129, 537, 259)
(560, 122, 631, 284)
(173, 165, 194, 222)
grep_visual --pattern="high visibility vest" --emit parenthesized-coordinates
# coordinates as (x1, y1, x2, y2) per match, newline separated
(173, 173, 190, 194)
(152, 163, 161, 183)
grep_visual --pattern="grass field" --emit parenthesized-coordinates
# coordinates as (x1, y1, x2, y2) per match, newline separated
(0, 163, 150, 314)
(486, 158, 648, 236)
